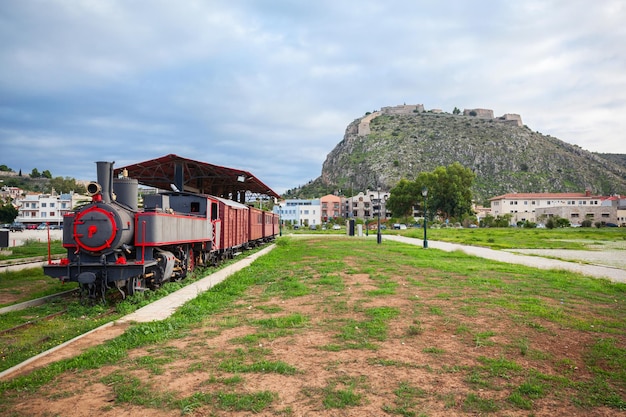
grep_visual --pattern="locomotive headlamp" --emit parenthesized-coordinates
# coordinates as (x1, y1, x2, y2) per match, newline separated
(86, 181, 102, 196)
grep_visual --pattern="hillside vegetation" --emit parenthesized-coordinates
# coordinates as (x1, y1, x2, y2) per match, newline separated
(293, 111, 626, 203)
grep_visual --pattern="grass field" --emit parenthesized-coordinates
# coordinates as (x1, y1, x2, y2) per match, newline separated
(1, 236, 624, 416)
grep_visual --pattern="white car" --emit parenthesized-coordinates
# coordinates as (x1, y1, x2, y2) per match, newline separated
(332, 224, 341, 230)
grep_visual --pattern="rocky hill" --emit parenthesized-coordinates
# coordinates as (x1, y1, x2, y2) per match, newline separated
(292, 107, 626, 204)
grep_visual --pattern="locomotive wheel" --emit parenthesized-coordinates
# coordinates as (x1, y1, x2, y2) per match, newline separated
(126, 276, 137, 296)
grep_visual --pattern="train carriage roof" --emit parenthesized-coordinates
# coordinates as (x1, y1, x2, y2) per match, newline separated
(114, 154, 280, 199)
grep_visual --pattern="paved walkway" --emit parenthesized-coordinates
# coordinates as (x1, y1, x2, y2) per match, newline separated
(384, 235, 626, 284)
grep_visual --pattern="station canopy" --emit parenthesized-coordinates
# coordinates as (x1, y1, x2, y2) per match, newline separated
(114, 154, 280, 199)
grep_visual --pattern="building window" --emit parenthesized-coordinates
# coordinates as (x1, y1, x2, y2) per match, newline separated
(571, 213, 579, 218)
(601, 213, 609, 218)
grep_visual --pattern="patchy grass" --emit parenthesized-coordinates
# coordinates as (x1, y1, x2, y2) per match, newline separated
(1, 237, 625, 416)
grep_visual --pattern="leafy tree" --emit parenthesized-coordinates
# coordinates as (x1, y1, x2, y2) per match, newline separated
(0, 164, 12, 172)
(30, 168, 40, 178)
(49, 176, 87, 194)
(0, 202, 18, 223)
(387, 162, 476, 221)
(453, 107, 461, 115)
(427, 162, 475, 220)
(42, 170, 52, 179)
(386, 179, 419, 217)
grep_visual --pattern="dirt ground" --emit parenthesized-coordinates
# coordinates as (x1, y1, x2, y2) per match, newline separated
(4, 249, 625, 417)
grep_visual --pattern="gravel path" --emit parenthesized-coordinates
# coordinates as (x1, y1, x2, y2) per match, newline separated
(385, 235, 626, 284)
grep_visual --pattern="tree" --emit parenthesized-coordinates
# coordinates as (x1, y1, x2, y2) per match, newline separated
(453, 107, 461, 115)
(49, 176, 87, 194)
(427, 162, 475, 220)
(387, 179, 419, 217)
(388, 162, 476, 221)
(42, 170, 52, 179)
(30, 168, 40, 178)
(0, 202, 18, 223)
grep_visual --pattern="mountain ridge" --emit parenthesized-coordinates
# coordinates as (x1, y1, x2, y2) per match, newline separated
(290, 108, 626, 203)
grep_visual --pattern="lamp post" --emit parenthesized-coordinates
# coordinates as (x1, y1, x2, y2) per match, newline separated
(377, 187, 382, 244)
(422, 187, 428, 249)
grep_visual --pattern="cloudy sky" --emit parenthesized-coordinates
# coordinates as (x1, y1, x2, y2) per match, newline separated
(1, 0, 625, 194)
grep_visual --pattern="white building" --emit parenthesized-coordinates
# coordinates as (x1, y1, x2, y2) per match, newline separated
(488, 192, 617, 225)
(15, 193, 74, 226)
(274, 199, 321, 227)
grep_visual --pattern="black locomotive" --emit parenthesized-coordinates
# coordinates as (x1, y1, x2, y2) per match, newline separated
(44, 161, 279, 302)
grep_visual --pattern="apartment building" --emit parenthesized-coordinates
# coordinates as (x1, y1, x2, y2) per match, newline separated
(320, 194, 342, 221)
(273, 198, 321, 227)
(343, 190, 391, 222)
(489, 192, 619, 225)
(15, 193, 75, 226)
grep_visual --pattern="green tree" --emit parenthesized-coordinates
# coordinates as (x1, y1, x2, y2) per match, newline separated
(427, 162, 475, 220)
(0, 202, 18, 223)
(453, 107, 461, 115)
(0, 164, 12, 172)
(386, 179, 419, 217)
(30, 168, 40, 178)
(49, 176, 86, 194)
(388, 162, 475, 221)
(41, 170, 52, 179)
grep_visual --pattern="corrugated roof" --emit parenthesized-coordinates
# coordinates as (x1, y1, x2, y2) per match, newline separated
(114, 154, 280, 199)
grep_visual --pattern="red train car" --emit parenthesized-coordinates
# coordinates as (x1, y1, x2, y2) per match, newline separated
(248, 206, 265, 244)
(214, 197, 249, 259)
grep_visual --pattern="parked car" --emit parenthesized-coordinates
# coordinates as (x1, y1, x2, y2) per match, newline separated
(26, 224, 38, 230)
(332, 224, 341, 230)
(605, 223, 618, 227)
(37, 223, 49, 230)
(9, 222, 25, 232)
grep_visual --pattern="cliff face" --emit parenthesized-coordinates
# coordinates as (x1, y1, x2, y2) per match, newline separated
(316, 111, 626, 203)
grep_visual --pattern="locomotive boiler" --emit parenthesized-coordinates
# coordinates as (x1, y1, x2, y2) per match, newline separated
(44, 160, 279, 302)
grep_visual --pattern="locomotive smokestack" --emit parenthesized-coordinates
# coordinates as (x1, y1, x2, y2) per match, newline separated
(95, 161, 114, 203)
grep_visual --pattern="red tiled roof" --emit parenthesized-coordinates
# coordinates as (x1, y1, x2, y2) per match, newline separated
(489, 192, 600, 200)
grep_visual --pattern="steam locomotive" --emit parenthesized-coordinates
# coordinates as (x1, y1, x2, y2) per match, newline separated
(44, 161, 279, 302)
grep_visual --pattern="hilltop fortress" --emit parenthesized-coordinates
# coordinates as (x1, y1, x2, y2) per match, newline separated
(357, 104, 523, 136)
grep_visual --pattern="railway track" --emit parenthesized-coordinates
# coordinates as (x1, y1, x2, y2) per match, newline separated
(0, 289, 79, 314)
(0, 254, 65, 273)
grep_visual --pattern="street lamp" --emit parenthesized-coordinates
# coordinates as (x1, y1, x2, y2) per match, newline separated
(377, 187, 382, 244)
(422, 187, 428, 249)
